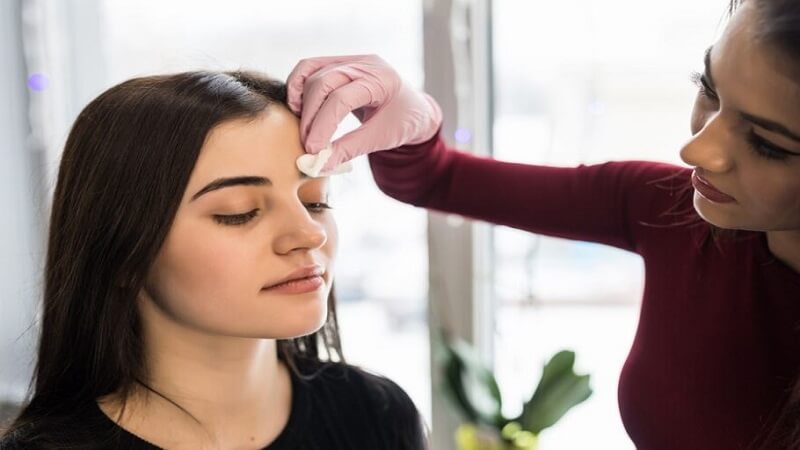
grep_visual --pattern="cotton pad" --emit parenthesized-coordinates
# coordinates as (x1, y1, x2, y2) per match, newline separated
(296, 147, 353, 178)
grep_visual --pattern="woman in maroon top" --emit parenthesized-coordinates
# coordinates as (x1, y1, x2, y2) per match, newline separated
(286, 0, 800, 448)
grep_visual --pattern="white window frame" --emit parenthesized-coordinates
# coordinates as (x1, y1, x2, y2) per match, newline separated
(423, 0, 495, 448)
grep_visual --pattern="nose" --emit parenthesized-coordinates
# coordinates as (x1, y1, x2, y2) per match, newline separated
(272, 203, 327, 255)
(679, 114, 735, 174)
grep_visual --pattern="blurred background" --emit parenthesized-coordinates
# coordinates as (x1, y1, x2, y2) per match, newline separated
(1, 0, 727, 448)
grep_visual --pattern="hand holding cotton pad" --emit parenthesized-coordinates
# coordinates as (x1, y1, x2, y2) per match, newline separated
(296, 147, 353, 178)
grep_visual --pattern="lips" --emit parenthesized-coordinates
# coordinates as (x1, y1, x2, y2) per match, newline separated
(262, 265, 325, 291)
(691, 170, 736, 204)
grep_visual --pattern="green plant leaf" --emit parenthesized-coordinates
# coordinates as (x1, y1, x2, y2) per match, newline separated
(518, 350, 592, 435)
(440, 336, 504, 428)
(535, 350, 575, 395)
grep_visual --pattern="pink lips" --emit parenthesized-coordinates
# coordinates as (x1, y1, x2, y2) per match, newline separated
(691, 171, 736, 204)
(262, 266, 325, 295)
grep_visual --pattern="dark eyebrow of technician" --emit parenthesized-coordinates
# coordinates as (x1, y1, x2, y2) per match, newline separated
(703, 46, 715, 89)
(739, 113, 800, 146)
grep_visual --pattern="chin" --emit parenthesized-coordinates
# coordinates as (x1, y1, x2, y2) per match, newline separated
(693, 194, 740, 230)
(270, 309, 329, 339)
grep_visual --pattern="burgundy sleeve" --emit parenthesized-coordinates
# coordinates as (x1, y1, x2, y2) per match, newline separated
(368, 132, 691, 253)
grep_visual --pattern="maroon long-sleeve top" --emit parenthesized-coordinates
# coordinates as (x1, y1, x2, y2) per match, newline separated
(368, 133, 800, 449)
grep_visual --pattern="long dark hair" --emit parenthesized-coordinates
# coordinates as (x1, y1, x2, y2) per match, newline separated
(1, 70, 343, 448)
(727, 1, 800, 448)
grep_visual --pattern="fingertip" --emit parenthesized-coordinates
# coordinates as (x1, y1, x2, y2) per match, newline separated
(304, 140, 326, 155)
(288, 101, 302, 116)
(305, 142, 327, 156)
(320, 156, 341, 174)
(320, 152, 355, 175)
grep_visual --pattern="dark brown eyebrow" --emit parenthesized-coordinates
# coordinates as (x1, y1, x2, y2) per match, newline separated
(191, 171, 313, 201)
(191, 176, 270, 201)
(703, 46, 715, 90)
(704, 45, 800, 146)
(740, 112, 800, 144)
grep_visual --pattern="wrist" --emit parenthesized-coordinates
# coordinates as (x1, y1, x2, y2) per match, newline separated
(406, 93, 443, 145)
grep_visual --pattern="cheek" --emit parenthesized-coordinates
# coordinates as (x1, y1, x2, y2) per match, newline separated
(739, 167, 800, 227)
(147, 220, 261, 320)
(768, 179, 800, 227)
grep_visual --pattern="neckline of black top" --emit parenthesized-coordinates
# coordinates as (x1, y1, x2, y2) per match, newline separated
(93, 365, 308, 450)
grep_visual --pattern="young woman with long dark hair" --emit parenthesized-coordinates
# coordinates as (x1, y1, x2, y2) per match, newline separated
(0, 70, 425, 449)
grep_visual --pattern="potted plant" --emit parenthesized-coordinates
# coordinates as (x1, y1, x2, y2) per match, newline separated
(439, 334, 592, 450)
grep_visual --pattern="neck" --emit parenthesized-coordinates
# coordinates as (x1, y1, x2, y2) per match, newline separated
(100, 294, 292, 449)
(766, 230, 800, 274)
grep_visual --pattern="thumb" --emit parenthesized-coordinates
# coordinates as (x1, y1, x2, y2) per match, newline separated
(321, 122, 395, 172)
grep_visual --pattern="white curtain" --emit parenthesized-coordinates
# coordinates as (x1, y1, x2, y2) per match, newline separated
(0, 0, 107, 405)
(21, 0, 108, 193)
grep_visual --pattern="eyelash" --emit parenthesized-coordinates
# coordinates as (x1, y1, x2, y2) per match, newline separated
(690, 71, 717, 102)
(305, 202, 333, 214)
(746, 134, 791, 161)
(690, 71, 792, 162)
(214, 209, 259, 226)
(213, 203, 333, 226)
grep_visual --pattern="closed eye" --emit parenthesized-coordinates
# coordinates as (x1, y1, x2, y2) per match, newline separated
(305, 202, 333, 213)
(213, 209, 259, 226)
(746, 133, 796, 162)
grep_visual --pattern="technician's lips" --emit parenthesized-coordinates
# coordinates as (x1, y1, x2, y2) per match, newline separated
(691, 171, 736, 204)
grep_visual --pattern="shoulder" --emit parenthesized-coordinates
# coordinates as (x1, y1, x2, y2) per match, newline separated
(292, 359, 427, 448)
(600, 161, 699, 230)
(0, 428, 43, 450)
(346, 365, 419, 419)
(0, 434, 23, 450)
(297, 359, 419, 416)
(0, 404, 127, 450)
(1, 422, 38, 450)
(593, 160, 690, 190)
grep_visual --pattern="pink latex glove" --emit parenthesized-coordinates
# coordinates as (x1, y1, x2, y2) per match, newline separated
(287, 55, 442, 172)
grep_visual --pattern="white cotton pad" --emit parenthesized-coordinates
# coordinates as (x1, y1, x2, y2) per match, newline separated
(296, 147, 353, 178)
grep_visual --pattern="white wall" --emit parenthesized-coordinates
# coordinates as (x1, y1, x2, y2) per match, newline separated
(0, 0, 44, 404)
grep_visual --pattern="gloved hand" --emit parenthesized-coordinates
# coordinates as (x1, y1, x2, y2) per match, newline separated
(287, 55, 442, 174)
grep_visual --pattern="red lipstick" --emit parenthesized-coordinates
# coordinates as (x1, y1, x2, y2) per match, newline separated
(691, 171, 735, 204)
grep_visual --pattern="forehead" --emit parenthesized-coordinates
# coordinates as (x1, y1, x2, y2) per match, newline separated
(714, 2, 800, 126)
(192, 107, 306, 181)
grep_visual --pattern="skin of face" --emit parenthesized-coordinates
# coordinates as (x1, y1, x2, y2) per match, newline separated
(680, 1, 800, 236)
(142, 105, 338, 341)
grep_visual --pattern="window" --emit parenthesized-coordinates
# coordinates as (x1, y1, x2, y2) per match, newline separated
(489, 0, 725, 447)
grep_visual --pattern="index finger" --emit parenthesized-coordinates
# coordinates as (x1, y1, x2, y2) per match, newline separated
(286, 55, 374, 114)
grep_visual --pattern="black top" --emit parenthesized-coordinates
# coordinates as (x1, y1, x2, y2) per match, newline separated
(0, 360, 426, 450)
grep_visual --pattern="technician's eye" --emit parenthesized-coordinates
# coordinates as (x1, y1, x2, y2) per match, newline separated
(690, 71, 718, 103)
(747, 133, 793, 162)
